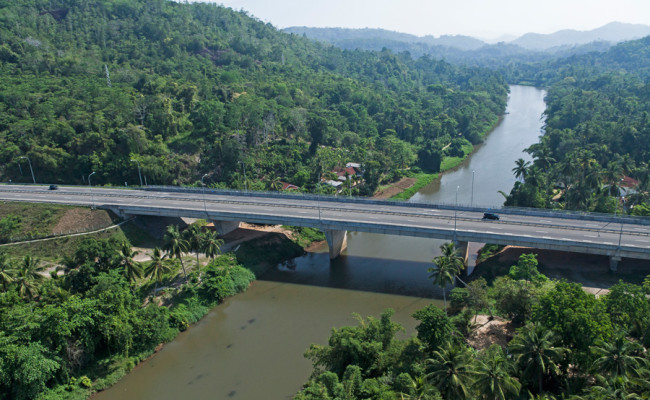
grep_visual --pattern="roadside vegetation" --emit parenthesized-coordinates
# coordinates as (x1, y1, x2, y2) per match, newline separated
(295, 243, 650, 399)
(0, 211, 327, 400)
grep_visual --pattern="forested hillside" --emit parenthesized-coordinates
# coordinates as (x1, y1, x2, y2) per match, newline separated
(0, 0, 507, 193)
(502, 37, 650, 213)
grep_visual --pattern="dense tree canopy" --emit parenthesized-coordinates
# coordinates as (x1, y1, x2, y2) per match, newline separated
(0, 0, 507, 193)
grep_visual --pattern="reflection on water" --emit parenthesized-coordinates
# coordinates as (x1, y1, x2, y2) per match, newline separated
(411, 85, 546, 207)
(264, 236, 442, 298)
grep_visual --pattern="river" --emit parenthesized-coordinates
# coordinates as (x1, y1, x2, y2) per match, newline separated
(95, 85, 546, 399)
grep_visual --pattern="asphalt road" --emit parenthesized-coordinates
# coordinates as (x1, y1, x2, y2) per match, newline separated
(1, 185, 649, 259)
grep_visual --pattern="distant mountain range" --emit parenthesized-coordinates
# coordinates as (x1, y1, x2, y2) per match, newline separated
(285, 22, 650, 52)
(284, 22, 650, 66)
(511, 22, 650, 50)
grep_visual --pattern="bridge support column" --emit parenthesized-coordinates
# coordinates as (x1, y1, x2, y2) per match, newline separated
(609, 256, 622, 272)
(325, 229, 348, 259)
(454, 240, 469, 268)
(212, 220, 241, 236)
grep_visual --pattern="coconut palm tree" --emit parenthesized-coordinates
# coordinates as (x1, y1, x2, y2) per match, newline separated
(513, 158, 531, 182)
(439, 242, 466, 273)
(183, 224, 204, 277)
(428, 258, 458, 315)
(398, 374, 439, 400)
(509, 323, 566, 394)
(269, 176, 283, 191)
(429, 243, 464, 315)
(592, 333, 646, 379)
(0, 252, 14, 292)
(603, 161, 624, 198)
(14, 255, 45, 301)
(163, 225, 189, 281)
(425, 344, 475, 399)
(472, 345, 521, 400)
(201, 230, 224, 261)
(118, 242, 143, 286)
(145, 247, 172, 297)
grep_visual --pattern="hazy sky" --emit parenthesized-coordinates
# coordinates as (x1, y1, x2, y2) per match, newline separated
(200, 0, 650, 40)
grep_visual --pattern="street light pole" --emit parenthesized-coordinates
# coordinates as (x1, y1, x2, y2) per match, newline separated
(240, 162, 247, 192)
(19, 156, 36, 184)
(471, 170, 475, 207)
(317, 183, 322, 222)
(130, 159, 143, 187)
(88, 171, 96, 209)
(454, 185, 460, 243)
(201, 174, 209, 216)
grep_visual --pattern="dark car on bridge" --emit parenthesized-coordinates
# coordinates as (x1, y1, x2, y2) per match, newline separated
(48, 184, 58, 190)
(482, 212, 499, 220)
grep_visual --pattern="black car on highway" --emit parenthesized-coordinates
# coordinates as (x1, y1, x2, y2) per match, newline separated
(482, 212, 499, 220)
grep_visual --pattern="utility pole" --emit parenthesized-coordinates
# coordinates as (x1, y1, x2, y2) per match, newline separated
(19, 156, 35, 184)
(88, 171, 96, 209)
(240, 161, 247, 192)
(454, 185, 460, 243)
(471, 170, 475, 207)
(201, 174, 209, 216)
(130, 159, 143, 186)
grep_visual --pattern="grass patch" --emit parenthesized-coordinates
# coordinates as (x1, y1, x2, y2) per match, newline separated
(440, 143, 474, 172)
(390, 173, 438, 201)
(121, 220, 159, 248)
(0, 202, 71, 240)
(284, 226, 326, 248)
(0, 226, 128, 262)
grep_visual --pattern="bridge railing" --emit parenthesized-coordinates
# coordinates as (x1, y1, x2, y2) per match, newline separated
(143, 185, 650, 226)
(2, 183, 648, 226)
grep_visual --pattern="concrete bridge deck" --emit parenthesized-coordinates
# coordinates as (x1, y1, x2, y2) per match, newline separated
(1, 185, 649, 269)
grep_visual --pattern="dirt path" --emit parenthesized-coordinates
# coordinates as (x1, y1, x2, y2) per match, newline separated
(372, 177, 417, 199)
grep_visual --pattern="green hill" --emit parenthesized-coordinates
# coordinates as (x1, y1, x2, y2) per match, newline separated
(0, 0, 507, 193)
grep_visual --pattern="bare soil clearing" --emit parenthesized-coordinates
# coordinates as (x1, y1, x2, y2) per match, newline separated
(52, 208, 114, 234)
(467, 315, 517, 350)
(372, 177, 417, 199)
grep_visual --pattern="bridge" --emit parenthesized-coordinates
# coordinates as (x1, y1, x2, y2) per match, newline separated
(1, 185, 649, 271)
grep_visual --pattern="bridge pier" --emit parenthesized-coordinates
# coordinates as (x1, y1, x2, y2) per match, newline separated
(325, 229, 348, 259)
(609, 256, 622, 272)
(212, 220, 241, 236)
(454, 240, 469, 268)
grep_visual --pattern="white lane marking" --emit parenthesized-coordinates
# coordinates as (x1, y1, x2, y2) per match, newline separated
(492, 227, 503, 230)
(536, 230, 548, 233)
(583, 240, 592, 242)
(542, 237, 552, 239)
(584, 234, 598, 238)
(540, 220, 553, 223)
(407, 219, 416, 222)
(586, 224, 600, 227)
(635, 239, 649, 242)
(297, 211, 309, 214)
(604, 242, 614, 244)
